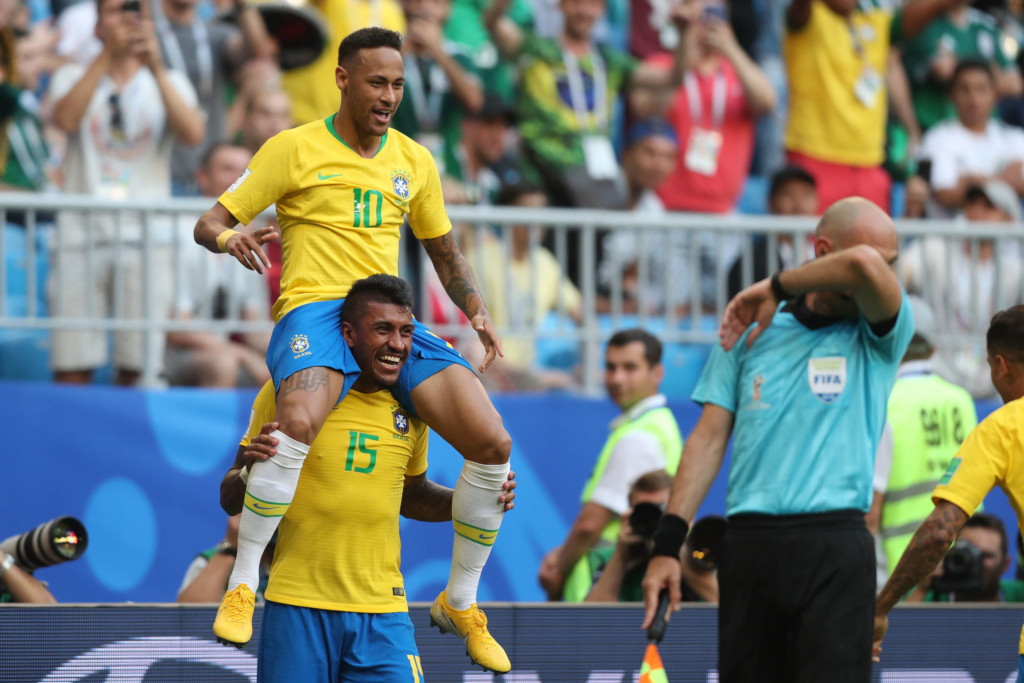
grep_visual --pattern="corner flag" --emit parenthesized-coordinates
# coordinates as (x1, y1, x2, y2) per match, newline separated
(639, 643, 668, 683)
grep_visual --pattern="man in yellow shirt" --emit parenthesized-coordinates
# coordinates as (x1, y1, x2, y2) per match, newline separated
(194, 28, 513, 673)
(220, 274, 515, 680)
(783, 0, 959, 213)
(875, 305, 1024, 679)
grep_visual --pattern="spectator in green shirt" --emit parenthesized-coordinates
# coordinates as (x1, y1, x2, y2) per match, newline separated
(901, 0, 1022, 131)
(390, 0, 484, 165)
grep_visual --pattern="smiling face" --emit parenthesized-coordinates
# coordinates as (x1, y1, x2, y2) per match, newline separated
(342, 300, 414, 390)
(336, 46, 405, 138)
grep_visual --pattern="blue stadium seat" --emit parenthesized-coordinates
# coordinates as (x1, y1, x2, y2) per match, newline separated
(2, 223, 52, 381)
(737, 175, 769, 215)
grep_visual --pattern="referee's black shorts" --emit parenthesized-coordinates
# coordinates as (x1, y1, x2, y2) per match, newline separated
(718, 509, 874, 683)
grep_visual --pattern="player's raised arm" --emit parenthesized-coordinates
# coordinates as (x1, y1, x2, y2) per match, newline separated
(421, 229, 504, 371)
(721, 197, 903, 349)
(194, 203, 276, 274)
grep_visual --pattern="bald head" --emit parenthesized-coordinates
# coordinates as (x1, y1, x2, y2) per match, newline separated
(815, 197, 898, 261)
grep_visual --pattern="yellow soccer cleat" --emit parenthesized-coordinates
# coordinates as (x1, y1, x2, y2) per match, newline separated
(213, 584, 256, 648)
(429, 590, 511, 673)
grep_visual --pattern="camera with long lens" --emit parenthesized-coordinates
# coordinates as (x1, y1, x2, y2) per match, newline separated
(931, 540, 983, 596)
(0, 516, 89, 575)
(686, 516, 727, 571)
(629, 502, 664, 540)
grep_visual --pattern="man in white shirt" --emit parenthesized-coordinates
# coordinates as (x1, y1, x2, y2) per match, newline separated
(917, 57, 1024, 218)
(538, 328, 684, 602)
(900, 179, 1023, 396)
(47, 0, 205, 386)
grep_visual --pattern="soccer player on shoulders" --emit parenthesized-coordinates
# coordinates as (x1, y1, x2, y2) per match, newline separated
(221, 274, 517, 680)
(194, 28, 512, 673)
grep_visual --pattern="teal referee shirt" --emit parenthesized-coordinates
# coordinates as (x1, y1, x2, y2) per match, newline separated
(693, 291, 914, 516)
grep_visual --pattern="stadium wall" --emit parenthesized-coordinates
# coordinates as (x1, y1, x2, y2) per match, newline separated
(0, 604, 1020, 682)
(0, 381, 1008, 604)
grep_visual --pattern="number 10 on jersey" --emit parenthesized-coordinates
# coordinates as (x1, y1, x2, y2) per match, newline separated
(353, 188, 383, 228)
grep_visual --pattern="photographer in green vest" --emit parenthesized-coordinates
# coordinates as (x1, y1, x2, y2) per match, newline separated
(538, 329, 683, 602)
(878, 295, 978, 580)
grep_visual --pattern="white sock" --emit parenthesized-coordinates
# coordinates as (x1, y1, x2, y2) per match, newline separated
(226, 430, 308, 593)
(446, 460, 510, 610)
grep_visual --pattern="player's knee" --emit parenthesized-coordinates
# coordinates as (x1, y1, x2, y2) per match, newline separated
(470, 424, 511, 465)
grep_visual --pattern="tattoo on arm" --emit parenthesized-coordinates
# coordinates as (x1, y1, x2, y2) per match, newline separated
(877, 501, 969, 612)
(278, 368, 329, 398)
(422, 232, 487, 319)
(401, 475, 454, 522)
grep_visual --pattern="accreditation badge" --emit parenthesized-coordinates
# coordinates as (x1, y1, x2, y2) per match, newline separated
(583, 135, 620, 179)
(853, 66, 882, 108)
(684, 127, 723, 176)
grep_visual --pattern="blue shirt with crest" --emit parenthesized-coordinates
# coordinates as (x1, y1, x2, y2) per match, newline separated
(693, 291, 914, 516)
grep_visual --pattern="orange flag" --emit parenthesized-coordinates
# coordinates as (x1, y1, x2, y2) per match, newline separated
(639, 643, 669, 683)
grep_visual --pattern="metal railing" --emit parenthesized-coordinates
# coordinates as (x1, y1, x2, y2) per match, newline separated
(2, 192, 1021, 393)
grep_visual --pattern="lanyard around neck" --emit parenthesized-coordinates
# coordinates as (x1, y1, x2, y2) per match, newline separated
(154, 8, 214, 101)
(562, 45, 607, 133)
(683, 69, 726, 130)
(403, 54, 445, 129)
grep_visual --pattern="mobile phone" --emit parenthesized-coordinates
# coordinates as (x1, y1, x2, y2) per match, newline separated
(916, 159, 932, 184)
(703, 4, 729, 21)
(122, 0, 141, 12)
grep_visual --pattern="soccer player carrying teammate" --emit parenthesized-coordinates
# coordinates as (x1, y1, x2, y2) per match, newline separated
(874, 306, 1024, 680)
(221, 274, 516, 680)
(194, 28, 512, 672)
(641, 197, 913, 683)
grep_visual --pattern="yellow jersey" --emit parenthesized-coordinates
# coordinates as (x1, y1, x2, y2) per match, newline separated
(242, 381, 429, 612)
(932, 397, 1024, 652)
(218, 118, 452, 321)
(784, 0, 892, 166)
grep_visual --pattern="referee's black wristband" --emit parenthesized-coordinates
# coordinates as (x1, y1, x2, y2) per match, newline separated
(770, 272, 793, 302)
(650, 514, 690, 560)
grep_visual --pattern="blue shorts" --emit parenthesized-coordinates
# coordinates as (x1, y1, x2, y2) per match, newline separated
(267, 299, 474, 416)
(1018, 654, 1024, 683)
(258, 601, 424, 683)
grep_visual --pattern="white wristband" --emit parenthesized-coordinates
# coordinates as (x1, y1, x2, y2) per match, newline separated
(0, 554, 16, 578)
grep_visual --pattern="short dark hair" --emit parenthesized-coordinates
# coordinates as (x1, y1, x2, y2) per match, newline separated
(341, 274, 414, 325)
(496, 181, 547, 207)
(337, 27, 403, 68)
(630, 469, 673, 497)
(963, 513, 1008, 559)
(769, 165, 816, 201)
(200, 141, 248, 170)
(950, 57, 996, 90)
(607, 328, 662, 367)
(987, 305, 1024, 363)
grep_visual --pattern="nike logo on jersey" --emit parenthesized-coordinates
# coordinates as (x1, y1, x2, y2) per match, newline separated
(478, 533, 496, 541)
(318, 172, 342, 180)
(251, 502, 277, 510)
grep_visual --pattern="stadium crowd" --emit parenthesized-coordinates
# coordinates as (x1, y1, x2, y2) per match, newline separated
(1, 0, 1023, 394)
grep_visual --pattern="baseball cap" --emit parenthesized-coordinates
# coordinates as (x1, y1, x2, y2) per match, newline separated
(965, 179, 1022, 222)
(624, 118, 679, 149)
(907, 295, 937, 346)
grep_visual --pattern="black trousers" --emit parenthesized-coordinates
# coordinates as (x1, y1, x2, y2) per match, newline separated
(718, 510, 875, 683)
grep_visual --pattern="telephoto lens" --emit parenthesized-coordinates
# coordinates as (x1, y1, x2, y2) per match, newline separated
(0, 517, 89, 573)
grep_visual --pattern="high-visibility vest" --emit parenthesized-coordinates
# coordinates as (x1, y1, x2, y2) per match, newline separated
(881, 373, 977, 575)
(562, 406, 683, 602)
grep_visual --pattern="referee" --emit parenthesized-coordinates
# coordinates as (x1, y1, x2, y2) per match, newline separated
(642, 197, 914, 683)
